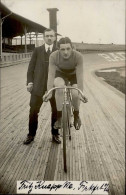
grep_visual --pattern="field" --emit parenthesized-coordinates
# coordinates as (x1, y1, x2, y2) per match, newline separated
(95, 66, 125, 94)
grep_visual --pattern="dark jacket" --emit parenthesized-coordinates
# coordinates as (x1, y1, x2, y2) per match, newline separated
(27, 44, 57, 96)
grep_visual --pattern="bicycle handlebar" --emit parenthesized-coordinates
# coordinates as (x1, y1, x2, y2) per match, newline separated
(43, 86, 88, 103)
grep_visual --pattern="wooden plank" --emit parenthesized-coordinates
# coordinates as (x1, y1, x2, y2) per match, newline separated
(0, 57, 125, 194)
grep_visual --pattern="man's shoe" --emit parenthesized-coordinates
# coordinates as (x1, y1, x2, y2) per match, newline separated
(54, 117, 62, 129)
(52, 134, 61, 144)
(74, 115, 81, 130)
(23, 135, 34, 145)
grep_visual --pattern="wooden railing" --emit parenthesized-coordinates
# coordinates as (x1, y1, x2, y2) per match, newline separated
(0, 52, 32, 67)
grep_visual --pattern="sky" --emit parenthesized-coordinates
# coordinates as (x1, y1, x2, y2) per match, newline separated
(1, 0, 125, 44)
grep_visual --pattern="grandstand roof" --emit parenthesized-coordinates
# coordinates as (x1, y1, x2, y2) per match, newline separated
(0, 2, 47, 38)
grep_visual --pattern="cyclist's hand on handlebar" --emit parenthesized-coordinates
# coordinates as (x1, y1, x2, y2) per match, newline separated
(80, 94, 88, 103)
(83, 96, 88, 103)
(43, 91, 52, 102)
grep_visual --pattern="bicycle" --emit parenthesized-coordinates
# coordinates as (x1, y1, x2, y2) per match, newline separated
(43, 85, 88, 172)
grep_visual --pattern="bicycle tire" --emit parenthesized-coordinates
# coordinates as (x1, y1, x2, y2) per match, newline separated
(62, 102, 68, 172)
(66, 103, 72, 140)
(67, 89, 73, 140)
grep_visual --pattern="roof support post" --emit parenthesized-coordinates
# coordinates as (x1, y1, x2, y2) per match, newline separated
(24, 26, 27, 53)
(0, 12, 2, 61)
(35, 32, 38, 47)
(21, 36, 22, 45)
(29, 32, 31, 45)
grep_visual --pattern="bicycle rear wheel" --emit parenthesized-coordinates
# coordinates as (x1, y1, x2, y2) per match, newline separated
(62, 102, 68, 172)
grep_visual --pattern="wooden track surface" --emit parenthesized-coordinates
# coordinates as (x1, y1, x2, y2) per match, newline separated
(0, 52, 125, 195)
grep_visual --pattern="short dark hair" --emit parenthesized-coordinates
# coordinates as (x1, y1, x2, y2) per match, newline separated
(58, 37, 72, 48)
(43, 28, 56, 36)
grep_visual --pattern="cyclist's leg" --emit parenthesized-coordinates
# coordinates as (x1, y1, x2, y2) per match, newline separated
(53, 77, 65, 129)
(49, 92, 58, 135)
(69, 74, 80, 111)
(71, 83, 80, 111)
(54, 77, 65, 111)
(70, 75, 81, 130)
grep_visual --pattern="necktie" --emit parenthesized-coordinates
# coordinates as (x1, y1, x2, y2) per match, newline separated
(47, 47, 51, 55)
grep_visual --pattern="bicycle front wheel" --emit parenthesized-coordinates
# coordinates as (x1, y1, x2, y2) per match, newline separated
(62, 102, 68, 172)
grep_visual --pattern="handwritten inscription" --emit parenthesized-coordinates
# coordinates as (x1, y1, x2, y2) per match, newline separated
(17, 180, 109, 194)
(78, 181, 109, 193)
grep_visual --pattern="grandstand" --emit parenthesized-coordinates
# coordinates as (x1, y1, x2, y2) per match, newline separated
(0, 1, 125, 66)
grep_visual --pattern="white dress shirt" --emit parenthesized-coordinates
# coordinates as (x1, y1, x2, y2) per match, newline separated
(45, 43, 53, 53)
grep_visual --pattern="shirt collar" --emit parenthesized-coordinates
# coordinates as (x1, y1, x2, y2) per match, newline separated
(45, 43, 53, 52)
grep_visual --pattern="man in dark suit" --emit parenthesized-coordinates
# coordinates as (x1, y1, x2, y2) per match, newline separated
(23, 28, 61, 144)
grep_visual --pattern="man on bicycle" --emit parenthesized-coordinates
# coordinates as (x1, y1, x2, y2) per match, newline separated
(43, 37, 87, 130)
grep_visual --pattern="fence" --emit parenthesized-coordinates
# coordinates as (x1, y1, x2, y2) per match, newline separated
(0, 52, 32, 67)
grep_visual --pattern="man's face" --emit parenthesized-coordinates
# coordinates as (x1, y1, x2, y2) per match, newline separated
(59, 43, 72, 59)
(43, 30, 56, 45)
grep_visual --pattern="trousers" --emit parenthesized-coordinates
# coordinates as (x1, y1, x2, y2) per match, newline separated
(28, 93, 58, 136)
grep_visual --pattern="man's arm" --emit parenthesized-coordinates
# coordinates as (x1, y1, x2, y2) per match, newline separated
(76, 52, 84, 92)
(47, 54, 57, 91)
(27, 48, 37, 85)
